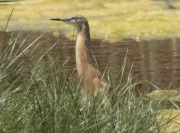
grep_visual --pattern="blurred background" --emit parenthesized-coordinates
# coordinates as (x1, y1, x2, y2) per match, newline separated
(1, 0, 180, 41)
(1, 0, 180, 92)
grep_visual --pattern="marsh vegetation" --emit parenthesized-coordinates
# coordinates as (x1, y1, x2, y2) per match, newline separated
(1, 0, 180, 132)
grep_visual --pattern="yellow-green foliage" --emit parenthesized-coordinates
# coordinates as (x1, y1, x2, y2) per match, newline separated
(1, 0, 180, 42)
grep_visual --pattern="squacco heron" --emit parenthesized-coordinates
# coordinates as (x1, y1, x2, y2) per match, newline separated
(50, 14, 108, 95)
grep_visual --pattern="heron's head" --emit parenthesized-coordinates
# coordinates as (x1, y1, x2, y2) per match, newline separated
(50, 14, 89, 32)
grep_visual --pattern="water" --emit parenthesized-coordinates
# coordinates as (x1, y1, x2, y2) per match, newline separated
(1, 31, 180, 92)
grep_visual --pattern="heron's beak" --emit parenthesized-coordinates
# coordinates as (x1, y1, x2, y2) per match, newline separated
(50, 16, 77, 29)
(50, 17, 71, 22)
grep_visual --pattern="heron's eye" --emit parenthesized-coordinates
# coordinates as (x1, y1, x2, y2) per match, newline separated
(74, 17, 77, 20)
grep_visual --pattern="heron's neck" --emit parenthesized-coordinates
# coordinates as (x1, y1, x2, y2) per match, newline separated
(76, 24, 93, 76)
(78, 24, 90, 48)
(76, 23, 91, 57)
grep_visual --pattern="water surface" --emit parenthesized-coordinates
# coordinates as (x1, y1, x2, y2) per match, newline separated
(1, 31, 179, 92)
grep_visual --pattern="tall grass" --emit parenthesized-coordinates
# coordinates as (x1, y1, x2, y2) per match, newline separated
(0, 30, 175, 133)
